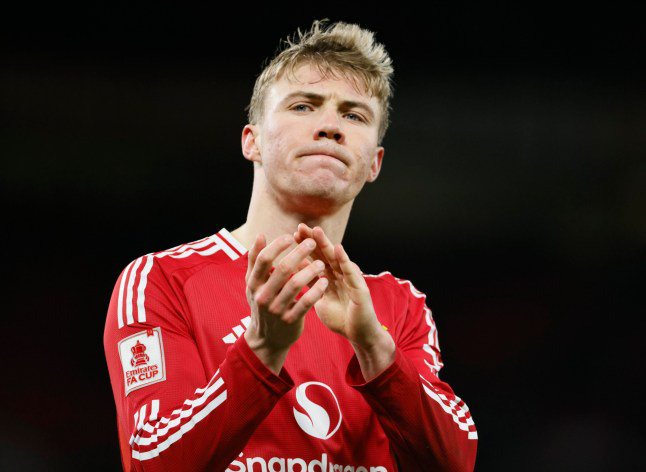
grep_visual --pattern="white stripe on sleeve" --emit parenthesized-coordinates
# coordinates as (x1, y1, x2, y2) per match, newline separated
(136, 255, 154, 323)
(130, 372, 227, 460)
(117, 259, 136, 329)
(125, 257, 143, 325)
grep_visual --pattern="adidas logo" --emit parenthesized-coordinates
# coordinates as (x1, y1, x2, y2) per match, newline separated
(222, 316, 251, 344)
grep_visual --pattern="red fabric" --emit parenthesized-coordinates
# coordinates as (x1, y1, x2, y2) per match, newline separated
(104, 229, 477, 471)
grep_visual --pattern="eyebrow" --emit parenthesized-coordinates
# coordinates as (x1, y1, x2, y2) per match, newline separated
(280, 91, 376, 121)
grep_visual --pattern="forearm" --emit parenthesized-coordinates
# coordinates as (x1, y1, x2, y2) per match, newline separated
(351, 328, 396, 382)
(119, 335, 294, 471)
(244, 329, 290, 375)
(347, 349, 477, 471)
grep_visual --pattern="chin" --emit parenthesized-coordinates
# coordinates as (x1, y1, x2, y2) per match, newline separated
(308, 175, 352, 196)
(282, 182, 353, 214)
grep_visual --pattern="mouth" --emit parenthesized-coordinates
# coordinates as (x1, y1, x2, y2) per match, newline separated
(300, 152, 347, 166)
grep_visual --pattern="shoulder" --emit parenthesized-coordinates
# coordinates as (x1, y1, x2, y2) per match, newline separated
(363, 270, 430, 303)
(111, 228, 246, 306)
(363, 271, 438, 352)
(118, 227, 247, 282)
(107, 228, 247, 330)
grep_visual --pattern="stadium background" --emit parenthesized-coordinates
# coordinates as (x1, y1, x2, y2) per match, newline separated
(2, 4, 643, 470)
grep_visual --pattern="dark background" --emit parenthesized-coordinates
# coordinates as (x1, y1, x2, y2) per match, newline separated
(2, 3, 644, 471)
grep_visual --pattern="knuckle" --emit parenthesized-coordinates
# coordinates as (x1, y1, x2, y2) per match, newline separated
(293, 303, 308, 317)
(248, 281, 260, 293)
(283, 277, 299, 293)
(297, 294, 314, 309)
(255, 290, 269, 307)
(300, 242, 314, 254)
(286, 315, 301, 325)
(276, 261, 292, 276)
(267, 301, 282, 316)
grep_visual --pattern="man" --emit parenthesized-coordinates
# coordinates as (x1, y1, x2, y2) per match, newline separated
(104, 20, 477, 471)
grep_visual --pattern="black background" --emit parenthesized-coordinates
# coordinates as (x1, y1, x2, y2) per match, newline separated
(2, 3, 644, 471)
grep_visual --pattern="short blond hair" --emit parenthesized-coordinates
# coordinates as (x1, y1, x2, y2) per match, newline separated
(247, 19, 394, 144)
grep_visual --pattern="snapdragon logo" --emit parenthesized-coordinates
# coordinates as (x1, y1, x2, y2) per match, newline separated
(226, 453, 387, 472)
(293, 382, 342, 440)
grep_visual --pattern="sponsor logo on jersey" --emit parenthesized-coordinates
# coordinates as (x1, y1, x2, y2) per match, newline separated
(226, 452, 387, 472)
(118, 327, 166, 395)
(293, 381, 342, 440)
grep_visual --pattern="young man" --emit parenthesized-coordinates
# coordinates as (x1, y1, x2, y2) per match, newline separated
(104, 20, 477, 471)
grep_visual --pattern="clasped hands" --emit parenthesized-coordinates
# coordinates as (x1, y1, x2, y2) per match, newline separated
(244, 224, 395, 379)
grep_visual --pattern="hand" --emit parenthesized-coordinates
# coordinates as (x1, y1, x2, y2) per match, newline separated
(295, 224, 395, 380)
(293, 224, 385, 348)
(244, 233, 329, 374)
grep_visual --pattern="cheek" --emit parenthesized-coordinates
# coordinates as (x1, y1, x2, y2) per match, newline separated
(358, 145, 377, 174)
(260, 128, 294, 178)
(262, 129, 286, 160)
(265, 126, 290, 155)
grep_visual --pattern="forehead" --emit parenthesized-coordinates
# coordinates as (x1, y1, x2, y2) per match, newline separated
(265, 63, 379, 111)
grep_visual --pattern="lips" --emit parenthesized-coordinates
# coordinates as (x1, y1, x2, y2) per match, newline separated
(305, 153, 342, 162)
(299, 149, 348, 166)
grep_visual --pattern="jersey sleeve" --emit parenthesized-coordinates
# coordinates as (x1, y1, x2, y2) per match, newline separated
(103, 255, 294, 471)
(345, 276, 478, 471)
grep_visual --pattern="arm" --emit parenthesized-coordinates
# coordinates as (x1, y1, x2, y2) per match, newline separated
(292, 224, 477, 470)
(346, 275, 478, 471)
(104, 234, 328, 471)
(103, 256, 294, 472)
(104, 260, 293, 471)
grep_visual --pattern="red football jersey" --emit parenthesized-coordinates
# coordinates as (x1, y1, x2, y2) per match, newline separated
(103, 228, 477, 471)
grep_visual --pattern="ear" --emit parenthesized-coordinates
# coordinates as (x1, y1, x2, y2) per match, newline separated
(366, 146, 384, 183)
(241, 124, 262, 163)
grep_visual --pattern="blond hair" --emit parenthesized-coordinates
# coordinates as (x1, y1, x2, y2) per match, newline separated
(247, 19, 394, 144)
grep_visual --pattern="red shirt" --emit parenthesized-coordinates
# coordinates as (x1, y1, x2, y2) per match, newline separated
(103, 228, 477, 471)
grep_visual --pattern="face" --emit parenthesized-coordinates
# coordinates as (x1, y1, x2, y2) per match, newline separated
(242, 63, 384, 213)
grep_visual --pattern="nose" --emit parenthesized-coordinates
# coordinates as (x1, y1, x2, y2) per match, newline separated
(314, 110, 345, 144)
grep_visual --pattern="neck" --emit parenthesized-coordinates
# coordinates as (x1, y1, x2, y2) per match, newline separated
(231, 172, 354, 250)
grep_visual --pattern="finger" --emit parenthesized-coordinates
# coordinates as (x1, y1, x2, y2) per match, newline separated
(311, 226, 341, 273)
(335, 244, 369, 292)
(294, 226, 325, 267)
(268, 259, 325, 315)
(294, 223, 314, 246)
(296, 223, 337, 276)
(246, 233, 267, 288)
(293, 231, 316, 263)
(293, 225, 307, 243)
(247, 233, 266, 278)
(295, 225, 339, 288)
(257, 238, 316, 304)
(283, 277, 329, 324)
(248, 234, 293, 291)
(296, 257, 312, 272)
(300, 226, 340, 289)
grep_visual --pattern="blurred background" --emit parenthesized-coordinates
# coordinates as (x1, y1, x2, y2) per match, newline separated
(2, 3, 644, 470)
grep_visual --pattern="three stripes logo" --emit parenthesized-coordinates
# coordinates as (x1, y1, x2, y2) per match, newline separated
(222, 316, 251, 344)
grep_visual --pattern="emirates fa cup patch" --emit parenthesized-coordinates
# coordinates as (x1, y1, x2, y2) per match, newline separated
(118, 327, 166, 396)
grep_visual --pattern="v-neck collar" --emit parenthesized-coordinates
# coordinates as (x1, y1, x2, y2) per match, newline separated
(216, 228, 248, 258)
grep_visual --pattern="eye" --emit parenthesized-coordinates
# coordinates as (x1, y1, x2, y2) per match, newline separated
(344, 112, 365, 123)
(291, 103, 313, 112)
